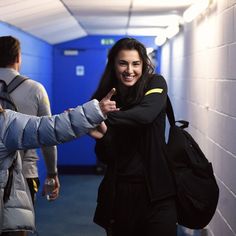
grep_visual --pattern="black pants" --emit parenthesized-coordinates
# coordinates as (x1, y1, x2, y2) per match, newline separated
(108, 181, 177, 236)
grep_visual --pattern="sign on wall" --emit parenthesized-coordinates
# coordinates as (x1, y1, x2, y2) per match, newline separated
(76, 65, 85, 76)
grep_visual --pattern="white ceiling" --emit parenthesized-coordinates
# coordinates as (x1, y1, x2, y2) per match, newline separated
(0, 0, 197, 45)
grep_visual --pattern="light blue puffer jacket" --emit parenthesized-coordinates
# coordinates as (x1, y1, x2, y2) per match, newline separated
(0, 99, 105, 233)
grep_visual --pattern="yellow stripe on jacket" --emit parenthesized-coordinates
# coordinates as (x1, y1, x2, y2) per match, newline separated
(145, 88, 163, 96)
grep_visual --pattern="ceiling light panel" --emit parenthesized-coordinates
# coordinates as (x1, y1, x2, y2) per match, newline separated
(0, 0, 57, 19)
(62, 0, 130, 12)
(0, 0, 22, 8)
(0, 0, 87, 44)
(0, 0, 196, 44)
(63, 0, 131, 33)
(127, 27, 164, 36)
(130, 14, 182, 27)
(133, 0, 198, 9)
(75, 15, 128, 28)
(85, 28, 127, 35)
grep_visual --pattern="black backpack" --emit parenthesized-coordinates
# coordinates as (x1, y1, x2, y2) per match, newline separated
(0, 75, 28, 203)
(0, 75, 28, 111)
(164, 96, 219, 229)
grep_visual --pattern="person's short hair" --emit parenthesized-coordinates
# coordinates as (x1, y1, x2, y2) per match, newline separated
(0, 36, 20, 67)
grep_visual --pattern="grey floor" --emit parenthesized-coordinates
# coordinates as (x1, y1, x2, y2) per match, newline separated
(33, 175, 203, 236)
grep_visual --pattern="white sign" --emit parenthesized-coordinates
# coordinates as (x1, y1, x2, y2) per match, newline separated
(64, 50, 79, 56)
(76, 65, 85, 76)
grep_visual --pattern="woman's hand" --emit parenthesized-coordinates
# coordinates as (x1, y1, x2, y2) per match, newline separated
(99, 88, 119, 115)
(89, 121, 107, 139)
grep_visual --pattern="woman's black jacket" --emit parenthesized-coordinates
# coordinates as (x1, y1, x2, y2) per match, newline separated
(93, 75, 175, 229)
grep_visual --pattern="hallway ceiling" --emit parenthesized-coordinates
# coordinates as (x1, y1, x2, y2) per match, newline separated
(0, 0, 197, 44)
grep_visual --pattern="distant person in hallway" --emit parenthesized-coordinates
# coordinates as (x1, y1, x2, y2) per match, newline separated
(0, 89, 118, 236)
(0, 35, 59, 205)
(91, 37, 177, 236)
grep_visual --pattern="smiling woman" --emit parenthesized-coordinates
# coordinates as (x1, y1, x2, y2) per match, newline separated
(114, 49, 143, 87)
(92, 37, 155, 106)
(91, 38, 177, 236)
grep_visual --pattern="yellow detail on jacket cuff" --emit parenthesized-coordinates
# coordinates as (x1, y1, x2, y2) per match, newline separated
(33, 179, 39, 193)
(145, 88, 163, 95)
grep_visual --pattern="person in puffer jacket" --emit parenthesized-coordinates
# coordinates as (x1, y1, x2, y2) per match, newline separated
(0, 88, 118, 236)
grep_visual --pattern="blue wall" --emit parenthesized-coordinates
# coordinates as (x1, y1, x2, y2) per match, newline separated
(0, 22, 53, 98)
(0, 21, 53, 182)
(53, 35, 158, 168)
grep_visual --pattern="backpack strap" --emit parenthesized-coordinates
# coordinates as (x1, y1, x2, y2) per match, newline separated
(3, 157, 17, 203)
(166, 95, 176, 127)
(7, 75, 29, 93)
(166, 95, 189, 129)
(0, 79, 7, 91)
(0, 79, 18, 110)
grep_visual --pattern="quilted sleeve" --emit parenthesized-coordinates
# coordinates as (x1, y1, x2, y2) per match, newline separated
(1, 99, 105, 151)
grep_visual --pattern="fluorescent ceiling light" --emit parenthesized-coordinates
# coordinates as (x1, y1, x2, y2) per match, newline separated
(165, 23, 180, 39)
(155, 34, 167, 46)
(146, 47, 154, 54)
(130, 14, 182, 27)
(183, 0, 210, 23)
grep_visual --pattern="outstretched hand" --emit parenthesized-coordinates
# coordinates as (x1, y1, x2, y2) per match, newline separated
(89, 121, 107, 139)
(99, 88, 119, 115)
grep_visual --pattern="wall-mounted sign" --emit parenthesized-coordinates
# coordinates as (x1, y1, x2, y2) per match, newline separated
(101, 38, 115, 45)
(64, 49, 79, 56)
(76, 65, 85, 76)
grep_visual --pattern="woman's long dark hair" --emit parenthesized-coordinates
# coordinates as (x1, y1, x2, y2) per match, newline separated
(92, 38, 154, 107)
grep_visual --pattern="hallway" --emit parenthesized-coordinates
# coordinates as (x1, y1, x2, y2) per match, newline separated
(34, 175, 203, 236)
(1, 1, 236, 235)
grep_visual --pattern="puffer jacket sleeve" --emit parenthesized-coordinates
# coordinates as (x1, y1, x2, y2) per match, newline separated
(1, 99, 105, 151)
